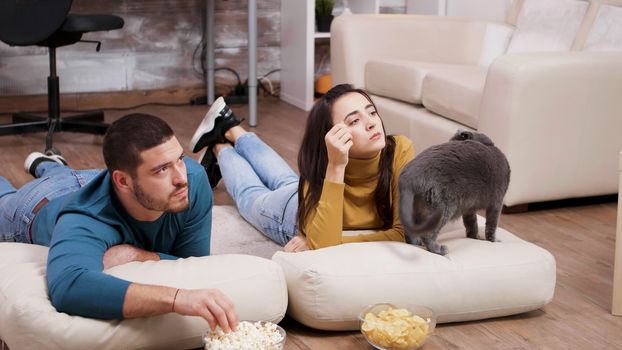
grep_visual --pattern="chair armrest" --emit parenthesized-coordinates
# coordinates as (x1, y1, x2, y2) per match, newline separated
(331, 14, 510, 88)
(479, 52, 622, 205)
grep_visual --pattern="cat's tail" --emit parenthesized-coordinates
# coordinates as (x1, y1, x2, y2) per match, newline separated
(399, 190, 443, 235)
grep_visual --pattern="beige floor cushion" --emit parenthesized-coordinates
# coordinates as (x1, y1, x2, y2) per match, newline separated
(0, 241, 287, 349)
(272, 219, 556, 331)
(211, 205, 281, 258)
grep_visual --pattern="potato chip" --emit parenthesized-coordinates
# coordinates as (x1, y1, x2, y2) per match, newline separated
(361, 307, 430, 350)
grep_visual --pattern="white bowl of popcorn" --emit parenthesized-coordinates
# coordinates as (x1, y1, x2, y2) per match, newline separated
(203, 320, 286, 350)
(359, 303, 436, 350)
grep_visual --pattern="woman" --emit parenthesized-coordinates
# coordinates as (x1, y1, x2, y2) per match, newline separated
(190, 84, 414, 251)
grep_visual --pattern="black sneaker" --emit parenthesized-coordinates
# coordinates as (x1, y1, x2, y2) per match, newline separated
(189, 96, 243, 153)
(199, 147, 222, 189)
(24, 150, 68, 178)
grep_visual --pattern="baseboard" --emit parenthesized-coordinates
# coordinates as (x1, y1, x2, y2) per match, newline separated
(0, 86, 209, 114)
(502, 194, 618, 214)
(279, 92, 313, 112)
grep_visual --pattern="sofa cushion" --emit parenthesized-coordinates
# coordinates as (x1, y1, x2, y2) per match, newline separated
(421, 67, 488, 129)
(581, 2, 622, 52)
(272, 219, 556, 331)
(506, 0, 589, 53)
(365, 59, 481, 105)
(573, 0, 622, 51)
(477, 23, 515, 66)
(0, 243, 287, 348)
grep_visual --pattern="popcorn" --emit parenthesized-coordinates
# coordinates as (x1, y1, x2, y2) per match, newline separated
(203, 321, 285, 350)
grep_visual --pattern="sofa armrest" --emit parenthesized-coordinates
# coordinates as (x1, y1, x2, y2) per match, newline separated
(479, 52, 622, 205)
(331, 14, 511, 88)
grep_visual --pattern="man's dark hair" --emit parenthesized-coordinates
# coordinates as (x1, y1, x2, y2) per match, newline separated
(103, 113, 174, 176)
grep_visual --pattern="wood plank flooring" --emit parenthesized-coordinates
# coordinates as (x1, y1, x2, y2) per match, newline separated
(1, 97, 621, 349)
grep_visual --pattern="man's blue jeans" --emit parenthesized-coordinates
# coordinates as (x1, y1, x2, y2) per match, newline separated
(0, 163, 101, 243)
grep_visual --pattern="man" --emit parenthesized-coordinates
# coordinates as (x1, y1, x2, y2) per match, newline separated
(0, 113, 238, 332)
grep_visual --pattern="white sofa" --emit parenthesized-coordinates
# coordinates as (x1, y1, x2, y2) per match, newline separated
(331, 0, 622, 207)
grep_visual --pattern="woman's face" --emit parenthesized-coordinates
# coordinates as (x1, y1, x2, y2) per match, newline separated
(331, 92, 386, 159)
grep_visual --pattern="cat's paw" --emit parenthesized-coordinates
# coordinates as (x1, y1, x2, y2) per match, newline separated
(485, 235, 501, 243)
(439, 245, 448, 255)
(427, 244, 448, 256)
(466, 230, 479, 239)
(405, 235, 424, 246)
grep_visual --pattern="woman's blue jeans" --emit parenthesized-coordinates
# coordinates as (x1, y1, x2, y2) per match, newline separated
(218, 133, 299, 246)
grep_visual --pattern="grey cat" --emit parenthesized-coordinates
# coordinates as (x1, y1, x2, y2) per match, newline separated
(398, 130, 510, 255)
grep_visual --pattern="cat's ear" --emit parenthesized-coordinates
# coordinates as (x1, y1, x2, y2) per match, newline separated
(459, 131, 473, 140)
(451, 130, 473, 141)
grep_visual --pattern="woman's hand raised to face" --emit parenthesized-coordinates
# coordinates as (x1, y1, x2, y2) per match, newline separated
(324, 123, 352, 183)
(325, 123, 353, 168)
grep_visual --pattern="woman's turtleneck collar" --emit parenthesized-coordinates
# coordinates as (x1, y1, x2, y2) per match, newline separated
(344, 150, 381, 183)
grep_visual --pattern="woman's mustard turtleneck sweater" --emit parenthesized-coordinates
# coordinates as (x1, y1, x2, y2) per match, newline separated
(302, 135, 414, 249)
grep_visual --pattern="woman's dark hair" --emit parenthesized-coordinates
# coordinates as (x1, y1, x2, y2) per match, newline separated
(103, 113, 174, 177)
(296, 84, 396, 236)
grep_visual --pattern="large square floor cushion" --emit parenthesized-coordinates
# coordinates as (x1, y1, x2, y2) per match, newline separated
(272, 220, 556, 331)
(0, 243, 287, 350)
(211, 205, 281, 258)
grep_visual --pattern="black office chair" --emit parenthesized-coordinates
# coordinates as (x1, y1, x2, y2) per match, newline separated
(0, 0, 124, 152)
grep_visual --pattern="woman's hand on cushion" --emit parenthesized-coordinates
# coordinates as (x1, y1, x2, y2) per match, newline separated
(284, 235, 310, 253)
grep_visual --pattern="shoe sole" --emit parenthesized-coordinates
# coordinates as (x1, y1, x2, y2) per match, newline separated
(189, 96, 226, 153)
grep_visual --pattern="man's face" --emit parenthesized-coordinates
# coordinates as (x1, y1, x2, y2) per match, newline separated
(131, 136, 189, 214)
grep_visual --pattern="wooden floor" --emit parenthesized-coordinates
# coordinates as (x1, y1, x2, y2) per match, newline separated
(1, 97, 621, 349)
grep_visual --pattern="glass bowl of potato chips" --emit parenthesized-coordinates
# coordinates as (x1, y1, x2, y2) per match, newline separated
(359, 303, 436, 350)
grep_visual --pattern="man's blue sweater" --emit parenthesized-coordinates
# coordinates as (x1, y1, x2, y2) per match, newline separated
(31, 157, 212, 319)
